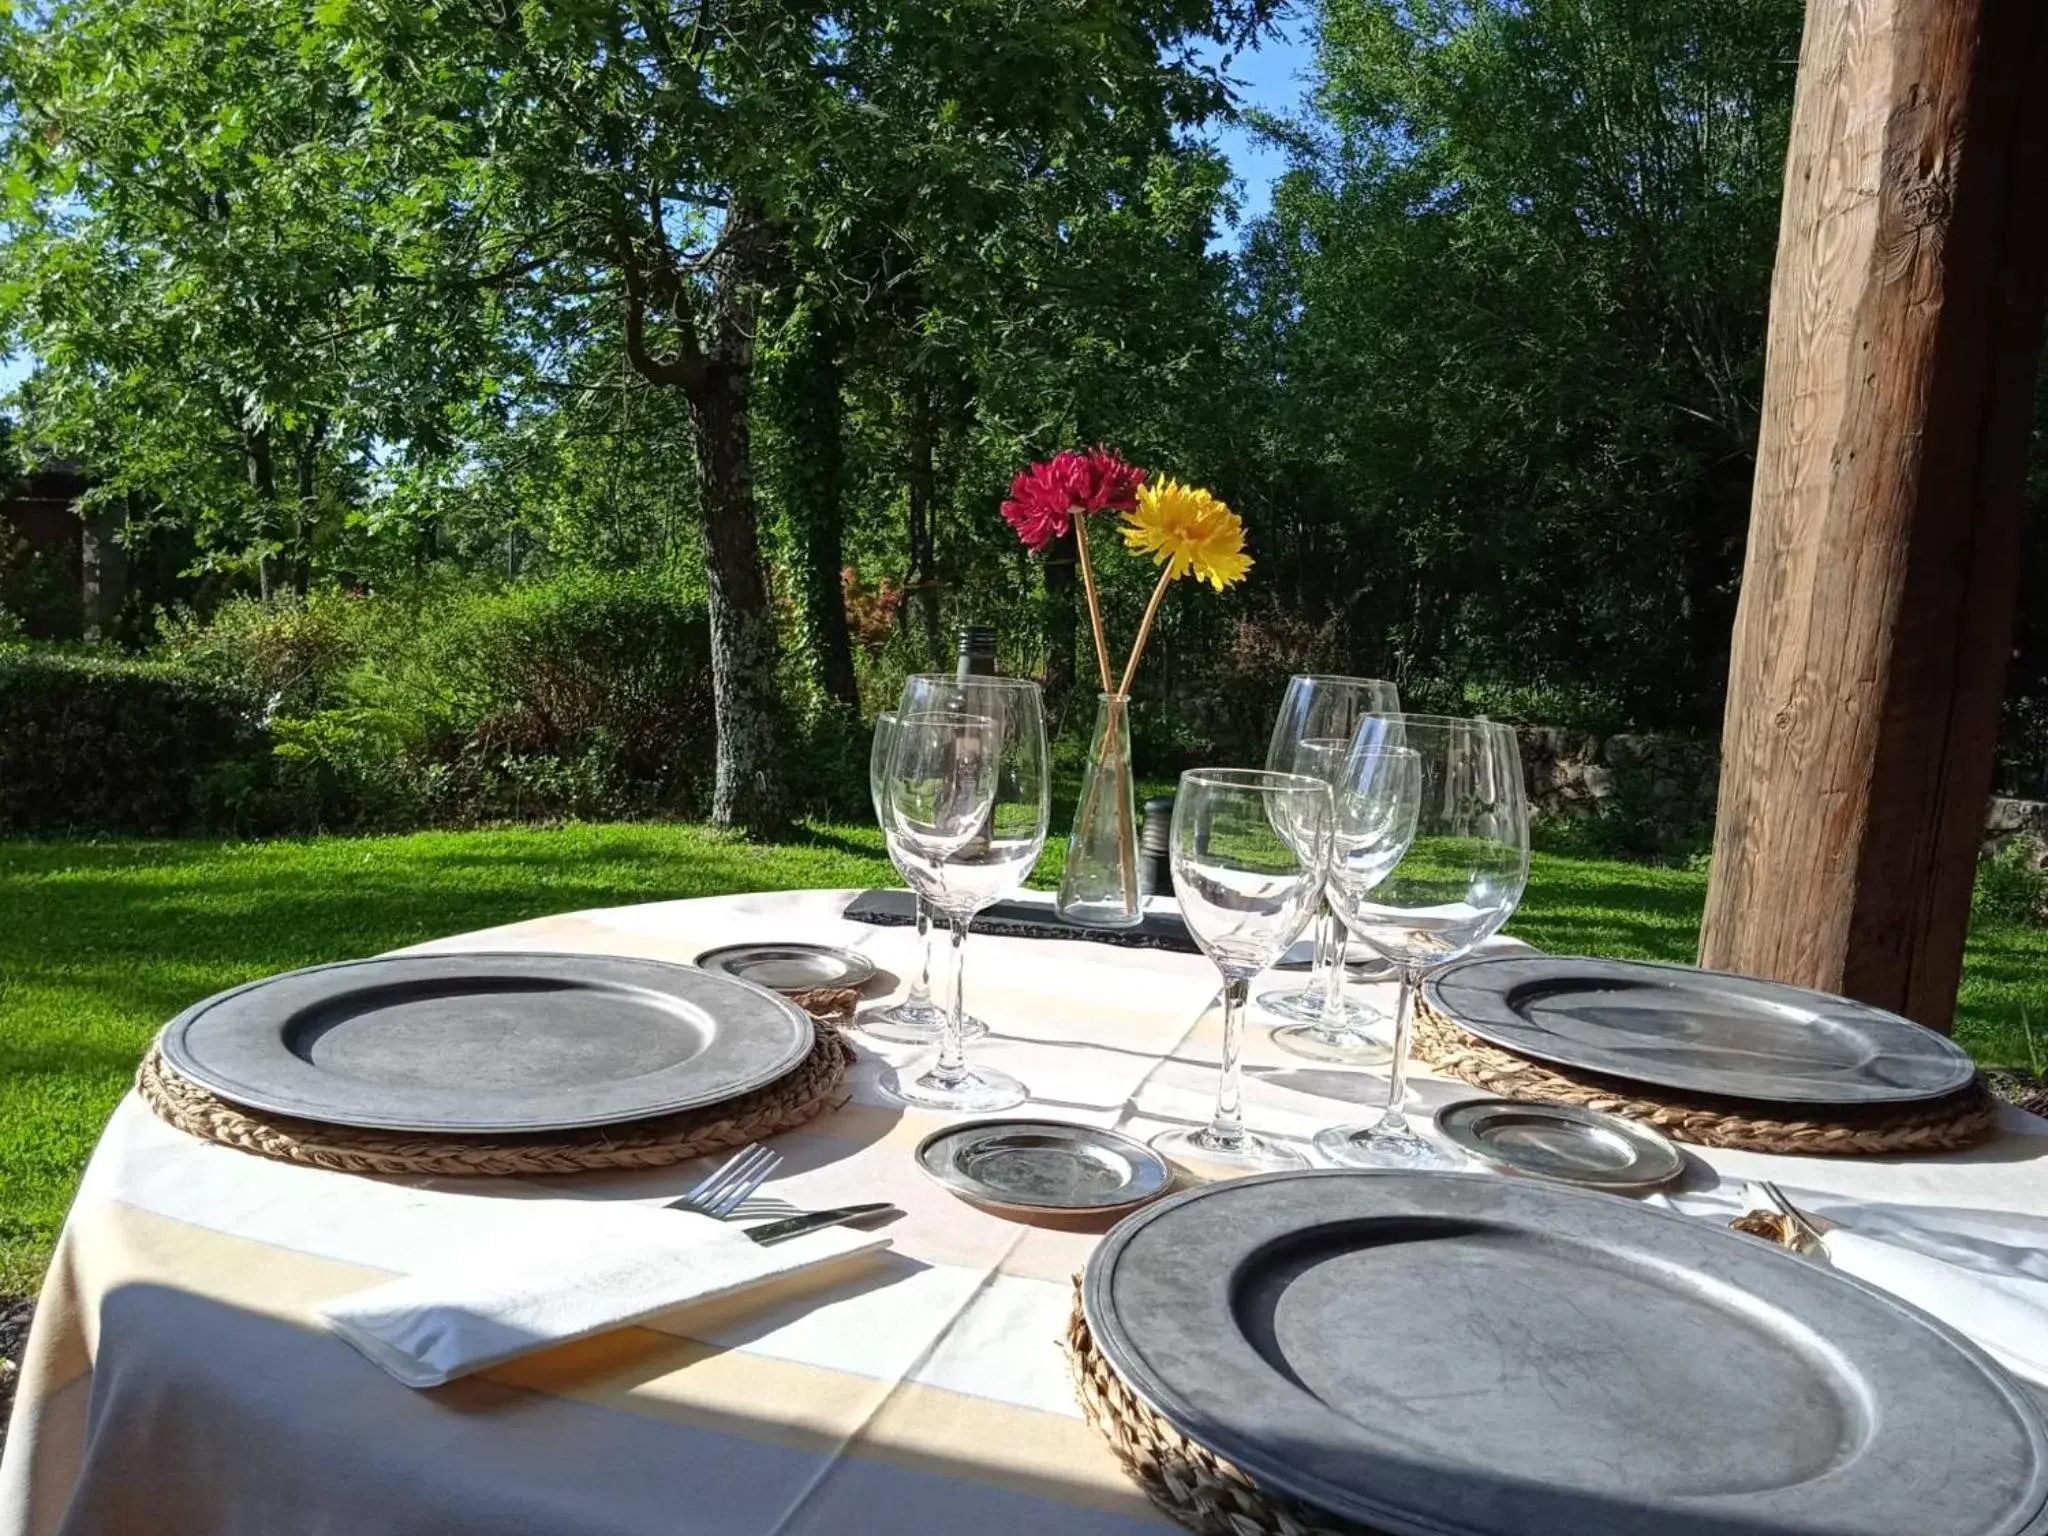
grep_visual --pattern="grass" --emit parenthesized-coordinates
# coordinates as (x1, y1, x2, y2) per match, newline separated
(1, 824, 2042, 1293)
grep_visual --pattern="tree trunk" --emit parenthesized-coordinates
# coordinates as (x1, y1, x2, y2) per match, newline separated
(775, 308, 860, 709)
(1699, 0, 2048, 1029)
(689, 365, 792, 833)
(616, 202, 793, 832)
(905, 388, 943, 668)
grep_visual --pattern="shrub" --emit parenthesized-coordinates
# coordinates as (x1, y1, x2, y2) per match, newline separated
(157, 589, 377, 715)
(141, 572, 719, 830)
(411, 571, 716, 818)
(1975, 840, 2048, 926)
(841, 567, 904, 651)
(778, 701, 864, 822)
(0, 646, 266, 834)
(1169, 603, 1348, 769)
(264, 705, 429, 830)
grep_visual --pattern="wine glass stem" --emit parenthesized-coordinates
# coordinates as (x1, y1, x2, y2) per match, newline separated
(1207, 975, 1250, 1152)
(905, 897, 935, 1011)
(932, 915, 971, 1086)
(1316, 906, 1345, 1021)
(1376, 969, 1419, 1136)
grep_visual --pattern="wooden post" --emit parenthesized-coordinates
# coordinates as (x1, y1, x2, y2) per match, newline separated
(1700, 0, 2048, 1030)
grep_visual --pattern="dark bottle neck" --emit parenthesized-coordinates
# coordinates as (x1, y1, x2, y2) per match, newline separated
(956, 624, 998, 678)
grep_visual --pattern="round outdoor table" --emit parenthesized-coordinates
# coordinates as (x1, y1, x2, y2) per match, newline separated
(4, 888, 2047, 1536)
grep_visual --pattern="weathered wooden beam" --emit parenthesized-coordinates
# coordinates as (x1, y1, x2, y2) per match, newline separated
(1700, 0, 2048, 1030)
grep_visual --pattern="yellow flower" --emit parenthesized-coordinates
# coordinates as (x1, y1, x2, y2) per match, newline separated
(1120, 477, 1252, 591)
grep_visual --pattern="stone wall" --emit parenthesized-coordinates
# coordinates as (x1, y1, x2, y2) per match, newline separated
(1517, 726, 1719, 852)
(1986, 797, 2048, 868)
(1519, 724, 2048, 865)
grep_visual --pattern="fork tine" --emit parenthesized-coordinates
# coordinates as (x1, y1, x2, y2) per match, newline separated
(682, 1146, 763, 1206)
(693, 1145, 774, 1211)
(715, 1150, 782, 1217)
(708, 1150, 782, 1217)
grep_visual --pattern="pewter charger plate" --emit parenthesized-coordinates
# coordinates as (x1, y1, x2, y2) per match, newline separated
(1085, 1171, 2048, 1536)
(695, 942, 876, 994)
(1429, 954, 1976, 1106)
(160, 952, 814, 1134)
(917, 1119, 1172, 1215)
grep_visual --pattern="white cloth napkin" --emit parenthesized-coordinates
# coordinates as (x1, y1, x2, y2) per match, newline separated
(320, 1196, 890, 1388)
(1667, 1185, 2048, 1389)
(1818, 1229, 2048, 1388)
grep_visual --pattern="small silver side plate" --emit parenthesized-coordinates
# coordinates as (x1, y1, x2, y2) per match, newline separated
(696, 942, 876, 993)
(1434, 1097, 1685, 1192)
(917, 1119, 1173, 1215)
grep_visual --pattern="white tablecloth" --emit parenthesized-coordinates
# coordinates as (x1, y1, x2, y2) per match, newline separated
(5, 888, 2046, 1535)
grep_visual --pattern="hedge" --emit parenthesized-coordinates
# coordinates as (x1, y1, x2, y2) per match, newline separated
(0, 648, 265, 834)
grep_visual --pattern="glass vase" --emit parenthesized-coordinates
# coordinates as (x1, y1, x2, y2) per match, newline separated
(1057, 692, 1143, 929)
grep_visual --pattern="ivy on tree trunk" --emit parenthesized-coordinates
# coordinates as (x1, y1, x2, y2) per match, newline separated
(765, 302, 859, 710)
(904, 384, 942, 669)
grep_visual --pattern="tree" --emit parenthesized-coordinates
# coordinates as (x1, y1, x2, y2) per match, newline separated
(312, 0, 1265, 826)
(0, 0, 491, 595)
(1235, 0, 1802, 727)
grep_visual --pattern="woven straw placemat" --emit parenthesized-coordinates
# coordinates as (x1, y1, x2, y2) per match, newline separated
(1412, 998, 1995, 1155)
(136, 987, 859, 1177)
(1067, 1280, 1374, 1536)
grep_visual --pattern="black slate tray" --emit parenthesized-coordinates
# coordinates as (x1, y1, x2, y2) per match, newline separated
(842, 889, 1199, 954)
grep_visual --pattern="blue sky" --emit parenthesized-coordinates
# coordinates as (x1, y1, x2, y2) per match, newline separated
(0, 17, 1315, 393)
(1202, 12, 1318, 238)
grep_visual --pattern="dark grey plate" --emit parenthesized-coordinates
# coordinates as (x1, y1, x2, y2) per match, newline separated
(161, 952, 815, 1134)
(1085, 1170, 2048, 1536)
(917, 1119, 1173, 1215)
(1433, 1097, 1683, 1192)
(695, 942, 876, 994)
(1429, 954, 1976, 1106)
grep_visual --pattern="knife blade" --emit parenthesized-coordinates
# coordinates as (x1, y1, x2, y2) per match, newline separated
(745, 1202, 899, 1247)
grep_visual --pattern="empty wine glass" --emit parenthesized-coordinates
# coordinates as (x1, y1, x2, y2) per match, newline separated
(878, 675, 1049, 1111)
(857, 709, 987, 1045)
(1315, 715, 1529, 1168)
(1258, 674, 1401, 1058)
(1152, 768, 1331, 1174)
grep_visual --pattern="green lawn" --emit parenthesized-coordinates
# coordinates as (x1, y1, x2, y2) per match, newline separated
(1, 825, 2042, 1293)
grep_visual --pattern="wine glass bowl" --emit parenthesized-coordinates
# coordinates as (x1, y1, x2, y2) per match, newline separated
(1315, 715, 1529, 1169)
(860, 708, 988, 1044)
(1152, 768, 1331, 1175)
(877, 675, 1049, 1112)
(867, 709, 898, 829)
(1328, 744, 1422, 912)
(884, 709, 1001, 871)
(1258, 674, 1401, 1057)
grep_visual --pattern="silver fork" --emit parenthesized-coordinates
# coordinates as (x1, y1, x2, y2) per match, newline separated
(668, 1145, 782, 1217)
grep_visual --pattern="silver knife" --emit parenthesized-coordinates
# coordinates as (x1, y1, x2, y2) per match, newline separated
(745, 1202, 899, 1247)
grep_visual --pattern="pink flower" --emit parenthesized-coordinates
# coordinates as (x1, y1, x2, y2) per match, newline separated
(1000, 448, 1146, 552)
(1075, 446, 1146, 514)
(1000, 461, 1076, 552)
